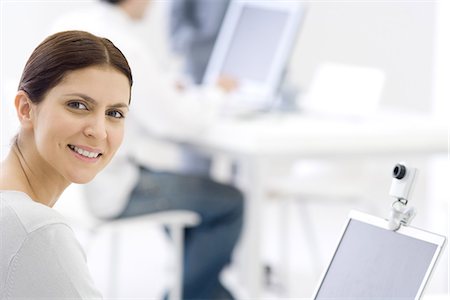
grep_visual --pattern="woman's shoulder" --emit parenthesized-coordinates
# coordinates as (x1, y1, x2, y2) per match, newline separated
(0, 190, 69, 234)
(1, 191, 101, 299)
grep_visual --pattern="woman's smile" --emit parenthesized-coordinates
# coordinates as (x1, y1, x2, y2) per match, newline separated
(68, 144, 103, 162)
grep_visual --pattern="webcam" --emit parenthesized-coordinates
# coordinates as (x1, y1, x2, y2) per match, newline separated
(392, 164, 406, 180)
(389, 163, 417, 203)
(387, 162, 418, 230)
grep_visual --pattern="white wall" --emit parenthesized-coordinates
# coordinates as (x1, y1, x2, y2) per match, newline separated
(433, 0, 450, 118)
(290, 0, 436, 112)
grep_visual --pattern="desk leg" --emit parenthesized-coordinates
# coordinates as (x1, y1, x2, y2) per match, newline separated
(237, 157, 268, 299)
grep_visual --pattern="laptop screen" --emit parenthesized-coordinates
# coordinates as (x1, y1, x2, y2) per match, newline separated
(219, 6, 288, 82)
(315, 219, 439, 299)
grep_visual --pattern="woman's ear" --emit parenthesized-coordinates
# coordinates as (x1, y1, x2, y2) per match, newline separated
(15, 91, 34, 128)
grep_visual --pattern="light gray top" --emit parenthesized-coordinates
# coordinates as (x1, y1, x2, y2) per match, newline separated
(0, 190, 102, 299)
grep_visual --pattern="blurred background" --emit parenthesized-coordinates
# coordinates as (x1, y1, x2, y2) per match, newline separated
(1, 0, 448, 299)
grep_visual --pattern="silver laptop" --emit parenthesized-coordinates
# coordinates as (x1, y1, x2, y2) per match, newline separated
(312, 210, 446, 300)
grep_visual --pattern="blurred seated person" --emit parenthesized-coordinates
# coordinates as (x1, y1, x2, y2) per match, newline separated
(52, 0, 243, 299)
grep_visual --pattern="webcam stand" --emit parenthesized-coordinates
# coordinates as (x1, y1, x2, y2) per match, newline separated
(387, 163, 418, 231)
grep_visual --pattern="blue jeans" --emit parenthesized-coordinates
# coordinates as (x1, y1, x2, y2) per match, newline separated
(118, 166, 244, 300)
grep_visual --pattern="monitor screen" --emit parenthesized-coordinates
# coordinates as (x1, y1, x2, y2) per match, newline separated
(220, 6, 288, 82)
(315, 219, 438, 299)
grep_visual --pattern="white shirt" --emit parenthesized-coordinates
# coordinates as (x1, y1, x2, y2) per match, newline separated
(51, 2, 227, 218)
(0, 190, 102, 299)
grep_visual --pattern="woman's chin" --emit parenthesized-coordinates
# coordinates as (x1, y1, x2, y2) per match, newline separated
(68, 173, 96, 185)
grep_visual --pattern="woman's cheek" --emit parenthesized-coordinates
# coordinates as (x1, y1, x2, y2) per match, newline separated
(110, 125, 125, 153)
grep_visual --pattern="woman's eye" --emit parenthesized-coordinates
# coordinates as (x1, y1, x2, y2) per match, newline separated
(67, 101, 88, 110)
(107, 110, 124, 119)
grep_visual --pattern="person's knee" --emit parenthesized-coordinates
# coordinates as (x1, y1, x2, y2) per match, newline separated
(195, 179, 244, 223)
(234, 187, 244, 213)
(223, 186, 244, 246)
(225, 185, 244, 221)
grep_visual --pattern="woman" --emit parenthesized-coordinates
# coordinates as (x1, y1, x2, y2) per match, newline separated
(0, 30, 132, 299)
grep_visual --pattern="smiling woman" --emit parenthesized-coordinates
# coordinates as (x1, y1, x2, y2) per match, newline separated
(26, 66, 130, 186)
(0, 30, 132, 299)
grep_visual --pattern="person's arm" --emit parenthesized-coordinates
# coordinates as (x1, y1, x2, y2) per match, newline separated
(128, 48, 227, 141)
(4, 223, 102, 299)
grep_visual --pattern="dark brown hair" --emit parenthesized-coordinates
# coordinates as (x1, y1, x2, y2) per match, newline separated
(18, 30, 133, 104)
(102, 0, 126, 4)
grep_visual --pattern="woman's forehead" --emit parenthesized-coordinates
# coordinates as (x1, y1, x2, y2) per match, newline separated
(48, 66, 131, 104)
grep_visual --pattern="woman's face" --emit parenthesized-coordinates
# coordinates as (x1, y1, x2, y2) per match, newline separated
(30, 66, 130, 184)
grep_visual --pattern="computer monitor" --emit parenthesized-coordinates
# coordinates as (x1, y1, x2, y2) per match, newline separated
(203, 0, 306, 109)
(313, 210, 446, 300)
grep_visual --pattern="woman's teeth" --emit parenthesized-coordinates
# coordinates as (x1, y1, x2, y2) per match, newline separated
(69, 145, 100, 158)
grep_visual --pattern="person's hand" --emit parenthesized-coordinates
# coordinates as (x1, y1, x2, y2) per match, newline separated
(216, 74, 238, 93)
(175, 80, 186, 92)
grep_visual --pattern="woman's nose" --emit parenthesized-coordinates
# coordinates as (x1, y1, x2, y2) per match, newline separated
(83, 115, 107, 140)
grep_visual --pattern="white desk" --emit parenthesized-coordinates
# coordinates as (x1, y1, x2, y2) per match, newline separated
(190, 112, 448, 298)
(194, 113, 447, 157)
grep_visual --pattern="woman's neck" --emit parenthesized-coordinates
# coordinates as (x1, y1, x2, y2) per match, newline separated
(0, 142, 69, 207)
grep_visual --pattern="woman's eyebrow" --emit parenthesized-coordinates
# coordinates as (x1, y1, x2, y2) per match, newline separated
(64, 93, 129, 110)
(109, 103, 130, 111)
(65, 93, 97, 105)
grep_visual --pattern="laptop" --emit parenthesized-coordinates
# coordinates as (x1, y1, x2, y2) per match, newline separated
(203, 0, 306, 112)
(312, 210, 446, 300)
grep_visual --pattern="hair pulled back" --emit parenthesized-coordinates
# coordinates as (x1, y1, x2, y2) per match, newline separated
(18, 30, 132, 104)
